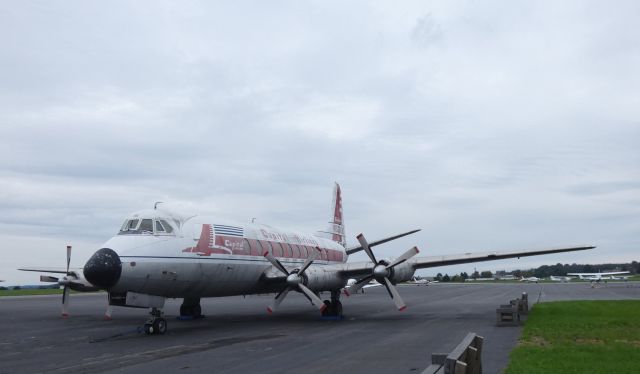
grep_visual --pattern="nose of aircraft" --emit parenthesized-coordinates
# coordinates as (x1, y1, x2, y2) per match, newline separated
(83, 248, 122, 290)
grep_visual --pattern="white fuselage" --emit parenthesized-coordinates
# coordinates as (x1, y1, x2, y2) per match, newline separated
(103, 216, 348, 298)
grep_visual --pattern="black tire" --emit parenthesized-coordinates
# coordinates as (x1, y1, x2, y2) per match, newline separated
(193, 305, 202, 317)
(334, 301, 343, 317)
(144, 323, 153, 335)
(153, 318, 167, 335)
(180, 304, 189, 316)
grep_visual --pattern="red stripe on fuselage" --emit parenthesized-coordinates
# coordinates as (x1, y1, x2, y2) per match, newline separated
(182, 225, 346, 263)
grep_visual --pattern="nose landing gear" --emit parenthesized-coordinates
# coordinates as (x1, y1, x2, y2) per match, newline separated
(143, 307, 167, 335)
(321, 290, 343, 318)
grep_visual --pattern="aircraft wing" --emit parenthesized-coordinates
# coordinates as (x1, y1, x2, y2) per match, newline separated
(411, 246, 595, 269)
(331, 245, 595, 278)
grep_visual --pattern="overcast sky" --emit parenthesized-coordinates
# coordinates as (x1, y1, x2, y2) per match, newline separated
(1, 1, 638, 285)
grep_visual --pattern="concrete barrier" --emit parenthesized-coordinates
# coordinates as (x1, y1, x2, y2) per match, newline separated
(422, 332, 484, 374)
(496, 292, 528, 326)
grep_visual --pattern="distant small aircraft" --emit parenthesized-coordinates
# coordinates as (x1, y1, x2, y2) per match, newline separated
(550, 275, 571, 282)
(567, 271, 630, 282)
(520, 276, 540, 283)
(406, 276, 432, 285)
(343, 278, 382, 293)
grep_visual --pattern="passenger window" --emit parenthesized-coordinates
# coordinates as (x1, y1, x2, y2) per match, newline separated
(298, 245, 307, 259)
(139, 219, 153, 232)
(155, 220, 165, 233)
(271, 242, 283, 257)
(281, 243, 291, 258)
(288, 243, 299, 258)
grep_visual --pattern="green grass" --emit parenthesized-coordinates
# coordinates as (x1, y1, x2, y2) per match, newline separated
(0, 288, 65, 297)
(506, 300, 640, 374)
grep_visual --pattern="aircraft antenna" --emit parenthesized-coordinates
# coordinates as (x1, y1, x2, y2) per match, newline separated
(154, 201, 164, 210)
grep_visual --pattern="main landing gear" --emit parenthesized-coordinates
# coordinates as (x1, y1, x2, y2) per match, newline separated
(180, 297, 204, 319)
(144, 307, 167, 335)
(321, 290, 343, 318)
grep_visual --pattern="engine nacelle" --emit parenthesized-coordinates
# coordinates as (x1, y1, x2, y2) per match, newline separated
(303, 267, 346, 291)
(377, 260, 414, 284)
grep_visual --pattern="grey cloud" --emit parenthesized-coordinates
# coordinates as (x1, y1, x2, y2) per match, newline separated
(1, 1, 639, 284)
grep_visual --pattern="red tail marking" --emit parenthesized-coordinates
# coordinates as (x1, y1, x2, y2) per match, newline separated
(399, 306, 407, 312)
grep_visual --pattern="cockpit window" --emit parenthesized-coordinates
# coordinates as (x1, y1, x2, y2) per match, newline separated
(159, 220, 174, 233)
(120, 219, 139, 231)
(139, 219, 153, 232)
(119, 217, 176, 235)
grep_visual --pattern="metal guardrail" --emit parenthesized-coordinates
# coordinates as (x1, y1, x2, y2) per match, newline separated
(422, 332, 484, 374)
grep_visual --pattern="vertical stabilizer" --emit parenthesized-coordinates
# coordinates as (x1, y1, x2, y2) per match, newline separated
(327, 182, 346, 247)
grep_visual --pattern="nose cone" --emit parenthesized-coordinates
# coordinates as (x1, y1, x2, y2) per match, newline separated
(83, 248, 122, 290)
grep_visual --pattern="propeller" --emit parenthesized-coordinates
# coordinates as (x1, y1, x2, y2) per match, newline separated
(344, 233, 420, 311)
(264, 247, 327, 313)
(37, 246, 75, 317)
(35, 245, 112, 319)
(62, 245, 72, 317)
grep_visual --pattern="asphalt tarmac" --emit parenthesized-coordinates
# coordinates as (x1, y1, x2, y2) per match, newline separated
(1, 282, 639, 374)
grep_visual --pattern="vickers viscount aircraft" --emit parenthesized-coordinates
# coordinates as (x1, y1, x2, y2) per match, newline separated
(21, 183, 594, 335)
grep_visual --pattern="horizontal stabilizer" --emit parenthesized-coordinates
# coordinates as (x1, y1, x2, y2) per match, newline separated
(345, 229, 421, 255)
(19, 267, 71, 274)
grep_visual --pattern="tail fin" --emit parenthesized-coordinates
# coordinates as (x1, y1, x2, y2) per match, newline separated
(327, 182, 346, 247)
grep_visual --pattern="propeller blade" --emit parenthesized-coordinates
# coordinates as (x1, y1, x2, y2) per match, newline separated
(386, 246, 420, 269)
(61, 286, 70, 317)
(298, 247, 318, 275)
(65, 245, 72, 275)
(297, 284, 327, 312)
(40, 275, 59, 283)
(267, 287, 291, 313)
(383, 277, 406, 311)
(104, 305, 114, 320)
(357, 233, 377, 264)
(344, 275, 374, 296)
(263, 250, 289, 276)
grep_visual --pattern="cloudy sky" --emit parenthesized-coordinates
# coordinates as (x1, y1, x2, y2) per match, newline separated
(1, 1, 638, 285)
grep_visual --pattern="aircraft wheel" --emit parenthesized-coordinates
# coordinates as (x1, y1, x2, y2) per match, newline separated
(153, 318, 167, 335)
(333, 301, 343, 317)
(179, 304, 189, 316)
(144, 323, 154, 335)
(193, 305, 201, 317)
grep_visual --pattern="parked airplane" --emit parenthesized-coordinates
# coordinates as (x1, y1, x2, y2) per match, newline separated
(21, 183, 594, 335)
(344, 278, 382, 293)
(520, 276, 540, 283)
(550, 275, 571, 282)
(406, 276, 432, 285)
(567, 271, 630, 281)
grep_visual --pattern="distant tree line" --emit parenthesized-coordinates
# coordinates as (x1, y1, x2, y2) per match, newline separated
(432, 261, 638, 282)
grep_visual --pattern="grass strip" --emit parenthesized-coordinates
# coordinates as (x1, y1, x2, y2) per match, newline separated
(506, 300, 640, 373)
